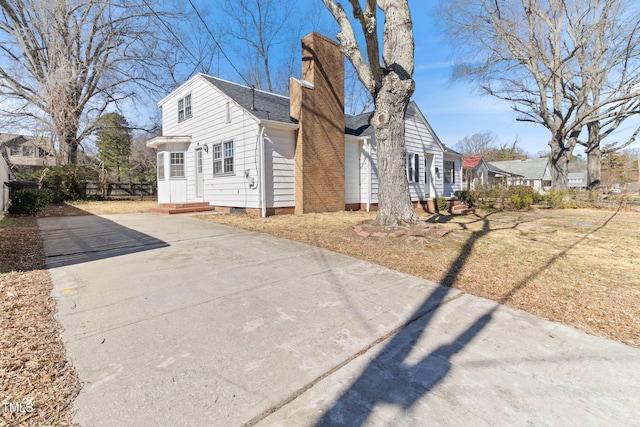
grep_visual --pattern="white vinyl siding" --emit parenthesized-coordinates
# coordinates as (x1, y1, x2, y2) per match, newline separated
(345, 140, 361, 204)
(264, 128, 295, 208)
(443, 155, 463, 196)
(404, 105, 446, 199)
(160, 75, 263, 207)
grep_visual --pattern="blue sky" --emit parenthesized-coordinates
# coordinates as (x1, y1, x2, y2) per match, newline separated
(124, 0, 634, 158)
(406, 1, 640, 156)
(408, 1, 550, 155)
(197, 0, 638, 157)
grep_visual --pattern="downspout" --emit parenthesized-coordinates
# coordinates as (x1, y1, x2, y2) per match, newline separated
(257, 124, 267, 218)
(365, 137, 371, 212)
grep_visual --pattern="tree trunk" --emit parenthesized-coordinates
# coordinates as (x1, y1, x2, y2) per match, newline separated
(372, 75, 417, 226)
(549, 135, 573, 190)
(65, 134, 79, 165)
(586, 145, 602, 191)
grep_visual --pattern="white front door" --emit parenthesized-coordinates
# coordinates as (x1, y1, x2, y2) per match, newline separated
(195, 148, 204, 198)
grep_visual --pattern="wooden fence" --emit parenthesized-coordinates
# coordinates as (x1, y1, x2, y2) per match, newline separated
(82, 182, 157, 198)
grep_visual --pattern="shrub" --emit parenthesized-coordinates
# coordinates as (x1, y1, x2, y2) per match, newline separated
(435, 197, 447, 212)
(454, 190, 475, 207)
(507, 186, 537, 210)
(39, 165, 99, 203)
(9, 188, 55, 215)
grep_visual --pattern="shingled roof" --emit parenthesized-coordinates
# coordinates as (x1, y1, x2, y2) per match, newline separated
(463, 156, 483, 168)
(201, 75, 376, 136)
(202, 75, 295, 124)
(488, 157, 550, 180)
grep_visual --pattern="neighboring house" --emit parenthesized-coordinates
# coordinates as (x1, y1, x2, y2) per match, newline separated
(462, 155, 523, 190)
(147, 32, 462, 216)
(0, 133, 56, 172)
(462, 156, 489, 190)
(487, 162, 520, 187)
(488, 157, 552, 193)
(568, 171, 587, 189)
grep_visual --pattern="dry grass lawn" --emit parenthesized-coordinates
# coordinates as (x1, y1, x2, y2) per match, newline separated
(196, 207, 640, 347)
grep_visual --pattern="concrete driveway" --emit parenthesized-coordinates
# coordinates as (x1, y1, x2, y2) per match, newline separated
(40, 213, 640, 426)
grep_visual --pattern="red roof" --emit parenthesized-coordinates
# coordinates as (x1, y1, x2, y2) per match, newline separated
(462, 156, 483, 168)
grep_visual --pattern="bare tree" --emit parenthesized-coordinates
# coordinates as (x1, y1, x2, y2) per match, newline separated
(322, 0, 417, 225)
(566, 0, 640, 189)
(221, 0, 296, 94)
(130, 132, 159, 182)
(438, 0, 640, 190)
(0, 0, 186, 164)
(455, 132, 498, 159)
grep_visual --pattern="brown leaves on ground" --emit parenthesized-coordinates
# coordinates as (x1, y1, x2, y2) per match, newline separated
(1, 217, 80, 427)
(197, 208, 640, 348)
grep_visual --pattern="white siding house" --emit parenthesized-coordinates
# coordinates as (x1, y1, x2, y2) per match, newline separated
(149, 34, 464, 215)
(148, 73, 463, 216)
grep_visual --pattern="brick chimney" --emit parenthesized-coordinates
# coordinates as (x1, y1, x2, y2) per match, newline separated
(290, 33, 345, 214)
(521, 155, 527, 161)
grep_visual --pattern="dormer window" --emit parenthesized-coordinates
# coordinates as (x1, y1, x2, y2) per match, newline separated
(178, 94, 192, 122)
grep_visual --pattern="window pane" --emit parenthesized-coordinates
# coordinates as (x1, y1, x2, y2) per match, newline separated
(444, 161, 455, 184)
(224, 141, 233, 158)
(170, 152, 185, 178)
(213, 160, 222, 175)
(213, 144, 222, 160)
(178, 99, 184, 121)
(185, 94, 191, 117)
(224, 157, 233, 173)
(157, 153, 165, 180)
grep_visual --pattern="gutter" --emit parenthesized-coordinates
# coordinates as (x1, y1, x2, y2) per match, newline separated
(257, 124, 267, 218)
(364, 137, 372, 212)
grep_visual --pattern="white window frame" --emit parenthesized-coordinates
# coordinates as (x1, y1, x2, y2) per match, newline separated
(444, 160, 455, 184)
(178, 94, 192, 122)
(213, 140, 234, 175)
(157, 152, 165, 180)
(169, 152, 185, 178)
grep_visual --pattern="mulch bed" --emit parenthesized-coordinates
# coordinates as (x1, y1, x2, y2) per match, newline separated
(1, 216, 80, 427)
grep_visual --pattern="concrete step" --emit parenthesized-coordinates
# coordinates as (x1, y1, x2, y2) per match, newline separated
(150, 203, 215, 215)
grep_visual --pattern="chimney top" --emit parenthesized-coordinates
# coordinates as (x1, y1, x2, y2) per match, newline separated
(521, 155, 527, 161)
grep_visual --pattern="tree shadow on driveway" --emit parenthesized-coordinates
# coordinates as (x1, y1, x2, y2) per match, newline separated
(314, 209, 621, 426)
(38, 214, 169, 269)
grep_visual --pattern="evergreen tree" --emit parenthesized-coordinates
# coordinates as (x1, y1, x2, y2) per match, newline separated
(95, 113, 131, 182)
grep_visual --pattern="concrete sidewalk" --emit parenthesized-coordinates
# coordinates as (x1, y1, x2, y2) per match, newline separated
(40, 213, 640, 426)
